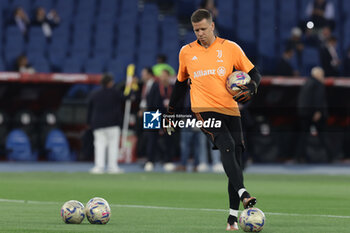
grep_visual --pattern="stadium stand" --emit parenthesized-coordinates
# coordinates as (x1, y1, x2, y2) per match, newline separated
(0, 0, 348, 77)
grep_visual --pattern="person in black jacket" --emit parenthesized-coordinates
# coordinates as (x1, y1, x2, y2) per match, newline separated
(87, 74, 123, 174)
(275, 48, 298, 76)
(320, 36, 340, 77)
(296, 67, 332, 163)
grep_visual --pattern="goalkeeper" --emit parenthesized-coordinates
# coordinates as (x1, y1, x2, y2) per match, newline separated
(165, 9, 262, 231)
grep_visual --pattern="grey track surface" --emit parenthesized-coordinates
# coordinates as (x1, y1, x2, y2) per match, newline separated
(0, 162, 349, 175)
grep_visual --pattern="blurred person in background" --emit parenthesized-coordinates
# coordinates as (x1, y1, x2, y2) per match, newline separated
(175, 85, 207, 172)
(296, 67, 333, 163)
(11, 7, 30, 35)
(144, 69, 176, 172)
(305, 0, 335, 31)
(200, 0, 218, 19)
(286, 27, 304, 68)
(275, 48, 298, 76)
(32, 7, 60, 39)
(152, 54, 175, 77)
(132, 67, 156, 160)
(15, 55, 35, 74)
(343, 47, 350, 77)
(87, 74, 123, 174)
(320, 36, 340, 76)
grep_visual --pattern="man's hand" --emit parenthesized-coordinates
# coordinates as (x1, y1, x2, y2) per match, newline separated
(232, 80, 257, 103)
(163, 110, 175, 136)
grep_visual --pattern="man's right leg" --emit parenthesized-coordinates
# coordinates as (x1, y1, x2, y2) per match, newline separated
(91, 128, 106, 173)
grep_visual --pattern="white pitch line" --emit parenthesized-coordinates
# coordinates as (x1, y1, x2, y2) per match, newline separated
(1, 198, 349, 219)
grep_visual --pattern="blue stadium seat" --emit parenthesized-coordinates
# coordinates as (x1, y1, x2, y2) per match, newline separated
(107, 57, 133, 83)
(77, 0, 96, 10)
(301, 46, 320, 76)
(279, 0, 297, 41)
(62, 58, 83, 73)
(4, 27, 24, 67)
(0, 59, 5, 71)
(33, 0, 54, 11)
(216, 0, 234, 31)
(32, 57, 50, 73)
(55, 0, 74, 20)
(236, 0, 256, 43)
(161, 38, 179, 56)
(45, 129, 75, 161)
(143, 3, 159, 15)
(6, 129, 38, 161)
(84, 58, 105, 74)
(99, 0, 119, 12)
(258, 0, 276, 59)
(183, 31, 196, 45)
(136, 51, 157, 76)
(116, 34, 136, 55)
(175, 0, 197, 19)
(11, 0, 32, 13)
(26, 50, 45, 63)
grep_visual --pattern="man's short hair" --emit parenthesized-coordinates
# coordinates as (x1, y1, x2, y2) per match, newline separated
(100, 73, 113, 87)
(191, 9, 212, 23)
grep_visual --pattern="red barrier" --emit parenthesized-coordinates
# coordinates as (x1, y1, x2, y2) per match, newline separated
(0, 72, 102, 84)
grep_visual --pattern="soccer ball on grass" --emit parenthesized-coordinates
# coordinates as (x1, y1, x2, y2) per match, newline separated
(60, 200, 85, 224)
(239, 207, 265, 232)
(85, 197, 111, 224)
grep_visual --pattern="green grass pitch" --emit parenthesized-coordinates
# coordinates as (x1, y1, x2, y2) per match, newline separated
(0, 172, 349, 232)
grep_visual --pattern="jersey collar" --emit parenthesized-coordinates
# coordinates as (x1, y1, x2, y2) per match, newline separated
(196, 36, 219, 50)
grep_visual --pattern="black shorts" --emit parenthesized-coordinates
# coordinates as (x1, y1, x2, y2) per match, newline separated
(195, 112, 245, 150)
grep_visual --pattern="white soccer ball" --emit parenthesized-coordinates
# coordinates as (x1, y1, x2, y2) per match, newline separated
(60, 200, 85, 224)
(226, 71, 251, 96)
(86, 197, 111, 224)
(239, 208, 265, 232)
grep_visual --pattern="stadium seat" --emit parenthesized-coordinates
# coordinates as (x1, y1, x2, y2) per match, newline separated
(216, 0, 234, 38)
(55, 0, 74, 20)
(161, 16, 179, 40)
(33, 0, 54, 11)
(0, 59, 5, 71)
(175, 0, 197, 19)
(6, 129, 38, 161)
(301, 46, 320, 76)
(107, 58, 132, 83)
(62, 58, 83, 73)
(31, 57, 51, 73)
(45, 129, 75, 161)
(236, 0, 256, 43)
(84, 58, 105, 74)
(279, 0, 297, 41)
(258, 0, 276, 62)
(136, 51, 157, 76)
(183, 31, 196, 45)
(11, 0, 32, 13)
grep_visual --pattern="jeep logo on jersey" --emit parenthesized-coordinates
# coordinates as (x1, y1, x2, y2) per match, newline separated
(217, 66, 226, 77)
(193, 69, 216, 78)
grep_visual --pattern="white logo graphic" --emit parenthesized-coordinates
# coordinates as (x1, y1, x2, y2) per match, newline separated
(193, 69, 216, 78)
(216, 50, 222, 59)
(217, 66, 226, 77)
(143, 109, 162, 129)
(192, 56, 198, 61)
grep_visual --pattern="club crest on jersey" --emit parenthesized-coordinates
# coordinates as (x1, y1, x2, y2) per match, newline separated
(217, 66, 226, 77)
(193, 69, 216, 78)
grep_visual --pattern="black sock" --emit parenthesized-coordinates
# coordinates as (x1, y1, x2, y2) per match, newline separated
(227, 215, 238, 225)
